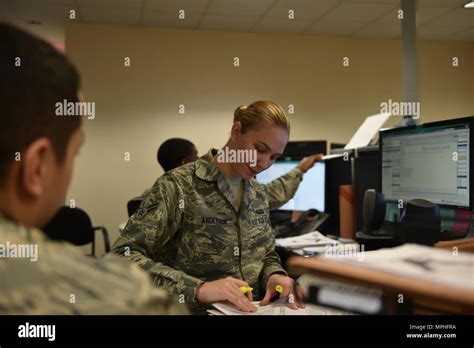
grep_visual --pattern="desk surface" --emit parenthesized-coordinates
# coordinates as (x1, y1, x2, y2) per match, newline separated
(287, 241, 474, 314)
(435, 237, 474, 252)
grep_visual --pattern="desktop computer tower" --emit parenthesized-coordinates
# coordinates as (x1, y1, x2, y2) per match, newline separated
(325, 154, 352, 235)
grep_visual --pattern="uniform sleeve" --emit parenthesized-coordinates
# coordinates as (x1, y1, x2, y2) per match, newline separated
(259, 234, 288, 290)
(263, 168, 303, 210)
(112, 174, 204, 304)
(0, 231, 190, 314)
(92, 254, 190, 315)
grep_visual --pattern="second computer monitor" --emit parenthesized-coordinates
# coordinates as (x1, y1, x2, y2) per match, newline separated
(256, 161, 325, 212)
(380, 116, 473, 210)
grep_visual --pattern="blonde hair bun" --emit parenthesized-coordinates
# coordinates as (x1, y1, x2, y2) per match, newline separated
(233, 100, 290, 133)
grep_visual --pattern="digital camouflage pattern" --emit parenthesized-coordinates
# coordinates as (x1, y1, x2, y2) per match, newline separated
(0, 214, 188, 315)
(112, 149, 303, 312)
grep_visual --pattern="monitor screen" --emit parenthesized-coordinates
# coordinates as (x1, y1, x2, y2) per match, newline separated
(381, 119, 471, 209)
(256, 161, 325, 212)
(282, 141, 327, 159)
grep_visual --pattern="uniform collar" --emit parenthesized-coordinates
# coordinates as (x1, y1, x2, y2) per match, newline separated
(194, 148, 256, 188)
(0, 212, 43, 243)
(194, 149, 221, 182)
(194, 149, 257, 213)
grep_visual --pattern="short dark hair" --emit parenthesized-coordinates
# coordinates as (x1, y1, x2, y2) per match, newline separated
(0, 23, 81, 185)
(157, 138, 195, 172)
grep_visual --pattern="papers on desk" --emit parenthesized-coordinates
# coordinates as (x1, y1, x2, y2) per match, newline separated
(210, 298, 346, 315)
(331, 244, 474, 292)
(276, 231, 339, 250)
(321, 113, 391, 161)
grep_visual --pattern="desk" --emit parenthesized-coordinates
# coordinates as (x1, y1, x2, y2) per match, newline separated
(435, 237, 474, 253)
(286, 243, 474, 314)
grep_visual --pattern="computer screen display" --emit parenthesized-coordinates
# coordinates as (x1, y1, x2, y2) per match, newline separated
(256, 161, 325, 211)
(381, 118, 472, 210)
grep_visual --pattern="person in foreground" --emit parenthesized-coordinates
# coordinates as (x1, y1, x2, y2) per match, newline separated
(0, 23, 186, 314)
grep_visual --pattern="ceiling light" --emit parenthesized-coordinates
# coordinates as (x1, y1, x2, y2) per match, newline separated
(464, 1, 474, 8)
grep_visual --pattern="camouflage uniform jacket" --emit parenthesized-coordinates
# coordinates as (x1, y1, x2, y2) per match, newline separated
(0, 214, 187, 314)
(112, 149, 303, 308)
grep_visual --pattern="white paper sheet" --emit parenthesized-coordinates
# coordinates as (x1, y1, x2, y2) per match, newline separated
(276, 231, 339, 249)
(321, 154, 345, 160)
(331, 244, 474, 292)
(212, 298, 347, 315)
(344, 112, 391, 150)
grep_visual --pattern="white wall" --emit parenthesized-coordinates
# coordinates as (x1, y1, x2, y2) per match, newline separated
(65, 23, 474, 245)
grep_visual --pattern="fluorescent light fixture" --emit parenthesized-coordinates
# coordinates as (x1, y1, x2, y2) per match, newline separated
(464, 1, 474, 8)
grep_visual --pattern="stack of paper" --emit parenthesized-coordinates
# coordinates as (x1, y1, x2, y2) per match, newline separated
(276, 231, 339, 250)
(331, 244, 474, 292)
(209, 298, 347, 315)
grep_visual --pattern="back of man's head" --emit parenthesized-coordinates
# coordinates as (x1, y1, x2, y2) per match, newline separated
(157, 138, 196, 172)
(0, 23, 82, 226)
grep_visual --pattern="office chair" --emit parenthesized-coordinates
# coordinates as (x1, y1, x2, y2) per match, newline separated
(127, 197, 144, 217)
(43, 206, 111, 256)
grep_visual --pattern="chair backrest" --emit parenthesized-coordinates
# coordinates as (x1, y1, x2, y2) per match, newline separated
(127, 197, 144, 217)
(44, 206, 93, 245)
(43, 206, 110, 256)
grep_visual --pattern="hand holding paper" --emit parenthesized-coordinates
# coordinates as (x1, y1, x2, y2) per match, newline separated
(260, 274, 305, 310)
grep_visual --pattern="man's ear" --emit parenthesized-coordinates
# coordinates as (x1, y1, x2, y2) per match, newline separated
(20, 138, 54, 198)
(230, 122, 242, 142)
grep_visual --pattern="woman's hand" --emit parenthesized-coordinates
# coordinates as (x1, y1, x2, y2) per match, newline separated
(260, 274, 306, 310)
(196, 276, 257, 312)
(297, 153, 324, 173)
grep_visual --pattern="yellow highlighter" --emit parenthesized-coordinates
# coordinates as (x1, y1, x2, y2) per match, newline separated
(239, 286, 253, 294)
(275, 285, 284, 294)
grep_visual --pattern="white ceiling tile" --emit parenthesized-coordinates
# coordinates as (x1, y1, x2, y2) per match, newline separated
(353, 22, 400, 38)
(206, 0, 275, 16)
(2, 2, 73, 23)
(144, 0, 209, 12)
(376, 7, 455, 26)
(0, 0, 471, 41)
(340, 0, 398, 3)
(376, 8, 402, 24)
(430, 8, 474, 27)
(78, 0, 143, 9)
(418, 23, 468, 39)
(322, 2, 396, 22)
(0, 0, 74, 43)
(418, 0, 469, 8)
(264, 0, 339, 20)
(79, 6, 141, 25)
(143, 10, 201, 27)
(5, 20, 66, 43)
(418, 7, 453, 24)
(253, 16, 311, 34)
(11, 0, 75, 7)
(304, 19, 365, 36)
(199, 14, 260, 31)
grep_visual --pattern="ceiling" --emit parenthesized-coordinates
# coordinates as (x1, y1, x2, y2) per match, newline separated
(1, 0, 473, 43)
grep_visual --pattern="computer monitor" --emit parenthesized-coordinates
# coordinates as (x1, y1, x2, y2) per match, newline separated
(380, 116, 473, 210)
(330, 142, 346, 152)
(282, 141, 327, 160)
(256, 160, 325, 212)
